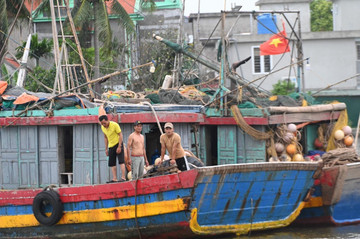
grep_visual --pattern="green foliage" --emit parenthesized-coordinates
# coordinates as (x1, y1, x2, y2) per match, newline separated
(15, 34, 53, 66)
(66, 39, 95, 66)
(1, 0, 30, 65)
(24, 66, 56, 92)
(1, 64, 10, 82)
(70, 0, 135, 57)
(0, 1, 8, 62)
(310, 0, 333, 32)
(135, 31, 178, 91)
(271, 79, 296, 95)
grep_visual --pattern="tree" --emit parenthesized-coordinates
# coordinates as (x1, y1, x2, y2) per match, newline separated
(69, 0, 155, 95)
(271, 79, 296, 95)
(310, 0, 333, 32)
(0, 0, 30, 70)
(15, 34, 53, 66)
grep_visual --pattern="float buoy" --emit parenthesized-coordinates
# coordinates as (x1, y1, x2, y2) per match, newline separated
(342, 126, 352, 135)
(293, 153, 304, 161)
(344, 136, 354, 147)
(334, 130, 345, 140)
(286, 144, 297, 155)
(287, 124, 297, 133)
(275, 143, 285, 153)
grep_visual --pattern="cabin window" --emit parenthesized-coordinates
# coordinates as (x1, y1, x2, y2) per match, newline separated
(252, 46, 272, 74)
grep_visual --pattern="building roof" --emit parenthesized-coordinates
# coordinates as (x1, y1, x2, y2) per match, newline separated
(106, 0, 135, 14)
(24, 0, 42, 13)
(26, 0, 135, 15)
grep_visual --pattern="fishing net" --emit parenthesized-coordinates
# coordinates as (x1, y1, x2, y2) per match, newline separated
(231, 105, 272, 140)
(326, 108, 348, 152)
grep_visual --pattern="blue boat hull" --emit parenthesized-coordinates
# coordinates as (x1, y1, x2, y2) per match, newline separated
(297, 163, 360, 225)
(189, 163, 318, 235)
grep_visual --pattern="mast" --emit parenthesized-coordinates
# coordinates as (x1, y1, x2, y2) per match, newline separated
(297, 11, 305, 92)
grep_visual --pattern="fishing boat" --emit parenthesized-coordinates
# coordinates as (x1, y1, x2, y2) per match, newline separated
(0, 89, 325, 238)
(0, 2, 353, 236)
(0, 158, 318, 238)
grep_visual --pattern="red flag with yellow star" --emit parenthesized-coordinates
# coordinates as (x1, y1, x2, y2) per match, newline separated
(260, 25, 290, 56)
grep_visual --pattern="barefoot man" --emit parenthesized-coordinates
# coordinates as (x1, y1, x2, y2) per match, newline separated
(127, 121, 149, 179)
(99, 115, 126, 182)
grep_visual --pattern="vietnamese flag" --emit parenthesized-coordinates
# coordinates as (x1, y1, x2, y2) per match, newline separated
(260, 24, 290, 56)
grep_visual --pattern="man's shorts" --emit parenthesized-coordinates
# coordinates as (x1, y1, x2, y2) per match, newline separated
(108, 143, 125, 167)
(175, 156, 188, 171)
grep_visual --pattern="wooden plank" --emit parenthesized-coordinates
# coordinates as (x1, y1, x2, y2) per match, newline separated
(268, 111, 341, 124)
(118, 112, 204, 123)
(110, 98, 151, 103)
(202, 117, 268, 125)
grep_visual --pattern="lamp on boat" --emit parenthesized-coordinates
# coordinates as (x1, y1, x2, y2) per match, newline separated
(306, 58, 311, 70)
(150, 60, 156, 73)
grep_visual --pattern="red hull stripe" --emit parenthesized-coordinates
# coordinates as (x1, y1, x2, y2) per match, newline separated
(0, 170, 198, 206)
(0, 112, 204, 126)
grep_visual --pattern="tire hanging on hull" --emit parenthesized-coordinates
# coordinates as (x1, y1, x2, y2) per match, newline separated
(32, 189, 63, 226)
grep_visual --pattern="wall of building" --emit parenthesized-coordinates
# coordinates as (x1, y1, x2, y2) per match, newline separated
(332, 0, 360, 31)
(256, 0, 311, 32)
(186, 1, 360, 92)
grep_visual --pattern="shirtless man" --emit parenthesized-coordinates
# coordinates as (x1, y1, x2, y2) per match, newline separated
(127, 121, 149, 179)
(160, 122, 189, 171)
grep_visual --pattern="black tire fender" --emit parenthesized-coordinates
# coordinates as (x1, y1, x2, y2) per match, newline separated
(32, 189, 64, 226)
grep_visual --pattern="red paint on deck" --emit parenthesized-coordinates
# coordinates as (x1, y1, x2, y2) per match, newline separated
(0, 170, 198, 206)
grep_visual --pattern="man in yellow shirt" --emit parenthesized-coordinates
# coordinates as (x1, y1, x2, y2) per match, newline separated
(99, 115, 126, 182)
(160, 122, 189, 171)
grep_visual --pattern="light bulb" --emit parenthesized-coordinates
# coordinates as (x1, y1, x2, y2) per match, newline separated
(150, 64, 155, 73)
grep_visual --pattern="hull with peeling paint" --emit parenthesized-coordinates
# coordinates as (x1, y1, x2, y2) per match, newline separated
(190, 163, 318, 235)
(296, 162, 360, 226)
(0, 163, 318, 238)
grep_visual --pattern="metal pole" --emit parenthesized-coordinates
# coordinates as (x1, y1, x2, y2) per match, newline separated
(297, 12, 305, 92)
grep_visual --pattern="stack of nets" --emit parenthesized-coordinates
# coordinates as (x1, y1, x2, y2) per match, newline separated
(322, 148, 360, 167)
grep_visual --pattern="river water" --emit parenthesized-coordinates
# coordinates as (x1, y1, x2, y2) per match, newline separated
(217, 224, 360, 239)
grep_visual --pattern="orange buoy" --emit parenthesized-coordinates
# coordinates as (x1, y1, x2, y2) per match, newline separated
(344, 136, 354, 147)
(286, 144, 297, 155)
